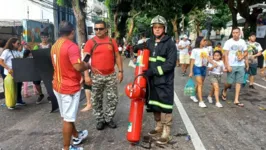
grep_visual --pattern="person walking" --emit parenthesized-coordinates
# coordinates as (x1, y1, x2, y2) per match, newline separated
(246, 32, 262, 89)
(178, 35, 191, 76)
(189, 39, 210, 108)
(221, 27, 248, 107)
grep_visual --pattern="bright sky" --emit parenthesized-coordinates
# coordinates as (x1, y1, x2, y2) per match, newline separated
(0, 0, 54, 23)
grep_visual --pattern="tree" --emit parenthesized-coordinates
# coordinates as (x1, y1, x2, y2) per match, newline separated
(104, 0, 211, 41)
(57, 0, 87, 47)
(105, 0, 132, 43)
(211, 2, 231, 30)
(126, 10, 141, 42)
(224, 0, 264, 38)
(189, 7, 208, 37)
(128, 0, 208, 38)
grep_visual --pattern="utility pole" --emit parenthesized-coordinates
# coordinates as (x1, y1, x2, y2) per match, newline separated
(42, 10, 43, 20)
(27, 6, 29, 19)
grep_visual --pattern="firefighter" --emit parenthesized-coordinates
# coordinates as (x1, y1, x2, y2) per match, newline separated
(136, 15, 177, 145)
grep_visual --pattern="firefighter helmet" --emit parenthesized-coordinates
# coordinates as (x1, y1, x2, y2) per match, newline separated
(150, 15, 167, 33)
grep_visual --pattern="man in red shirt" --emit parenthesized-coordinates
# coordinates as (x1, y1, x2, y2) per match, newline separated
(51, 21, 89, 150)
(84, 20, 123, 130)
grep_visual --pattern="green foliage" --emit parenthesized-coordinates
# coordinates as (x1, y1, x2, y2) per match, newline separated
(132, 14, 152, 36)
(188, 7, 208, 32)
(211, 2, 231, 30)
(57, 0, 64, 6)
(104, 0, 228, 39)
(105, 0, 116, 33)
(56, 0, 72, 7)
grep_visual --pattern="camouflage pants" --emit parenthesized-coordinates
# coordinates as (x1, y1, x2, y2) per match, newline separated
(91, 72, 119, 123)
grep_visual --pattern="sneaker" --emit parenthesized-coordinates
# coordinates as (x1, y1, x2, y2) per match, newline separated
(7, 107, 15, 110)
(96, 121, 105, 130)
(36, 94, 45, 104)
(182, 73, 186, 76)
(207, 96, 213, 104)
(62, 145, 84, 150)
(47, 96, 51, 103)
(199, 101, 207, 108)
(190, 96, 198, 103)
(106, 120, 117, 128)
(215, 102, 223, 108)
(262, 78, 266, 81)
(16, 101, 26, 106)
(73, 130, 88, 145)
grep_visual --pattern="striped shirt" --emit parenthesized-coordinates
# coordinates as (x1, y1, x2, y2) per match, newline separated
(51, 38, 81, 94)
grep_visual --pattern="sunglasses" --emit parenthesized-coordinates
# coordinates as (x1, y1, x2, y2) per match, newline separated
(94, 28, 105, 31)
(41, 36, 48, 38)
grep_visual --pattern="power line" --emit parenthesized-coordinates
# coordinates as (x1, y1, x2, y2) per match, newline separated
(28, 0, 74, 15)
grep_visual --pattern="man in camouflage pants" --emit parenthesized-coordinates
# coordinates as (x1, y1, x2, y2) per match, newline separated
(84, 20, 123, 130)
(91, 73, 118, 124)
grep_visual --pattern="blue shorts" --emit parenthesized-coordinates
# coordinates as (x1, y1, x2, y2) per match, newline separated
(193, 66, 207, 77)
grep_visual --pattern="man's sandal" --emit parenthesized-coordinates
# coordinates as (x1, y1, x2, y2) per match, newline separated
(221, 89, 227, 101)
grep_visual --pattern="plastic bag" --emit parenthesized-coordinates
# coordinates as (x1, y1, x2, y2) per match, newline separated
(184, 78, 196, 96)
(4, 74, 17, 108)
(242, 72, 249, 87)
(128, 60, 136, 68)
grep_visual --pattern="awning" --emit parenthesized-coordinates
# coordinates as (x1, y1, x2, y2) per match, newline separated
(0, 20, 22, 27)
(226, 17, 246, 27)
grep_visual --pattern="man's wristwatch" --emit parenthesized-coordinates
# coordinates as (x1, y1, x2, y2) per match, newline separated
(119, 70, 123, 73)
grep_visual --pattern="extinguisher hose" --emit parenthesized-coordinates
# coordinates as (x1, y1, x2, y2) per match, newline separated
(131, 73, 151, 103)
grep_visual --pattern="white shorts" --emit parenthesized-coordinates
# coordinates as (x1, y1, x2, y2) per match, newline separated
(179, 54, 190, 64)
(53, 90, 81, 122)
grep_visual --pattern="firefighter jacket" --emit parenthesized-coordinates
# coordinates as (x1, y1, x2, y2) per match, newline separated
(135, 35, 177, 113)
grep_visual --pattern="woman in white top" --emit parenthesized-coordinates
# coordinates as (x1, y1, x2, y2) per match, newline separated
(0, 38, 26, 106)
(0, 39, 7, 79)
(189, 39, 210, 108)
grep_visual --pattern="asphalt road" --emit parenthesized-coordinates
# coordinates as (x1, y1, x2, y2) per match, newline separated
(0, 58, 266, 150)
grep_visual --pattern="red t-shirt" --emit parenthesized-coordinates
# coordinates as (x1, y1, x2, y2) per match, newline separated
(51, 38, 82, 94)
(84, 36, 118, 75)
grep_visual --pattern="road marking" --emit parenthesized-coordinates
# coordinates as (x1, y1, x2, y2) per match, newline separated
(246, 80, 266, 89)
(174, 92, 206, 150)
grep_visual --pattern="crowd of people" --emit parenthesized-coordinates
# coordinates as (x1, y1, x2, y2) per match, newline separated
(0, 14, 266, 150)
(49, 16, 176, 150)
(175, 28, 266, 108)
(0, 32, 52, 109)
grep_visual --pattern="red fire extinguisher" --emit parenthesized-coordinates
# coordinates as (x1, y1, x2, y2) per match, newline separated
(125, 49, 150, 143)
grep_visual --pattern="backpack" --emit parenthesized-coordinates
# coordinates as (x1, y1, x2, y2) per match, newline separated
(90, 37, 116, 65)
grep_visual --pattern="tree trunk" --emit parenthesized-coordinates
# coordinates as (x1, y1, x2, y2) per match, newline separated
(126, 18, 134, 42)
(126, 11, 141, 42)
(227, 0, 238, 28)
(71, 0, 86, 47)
(171, 15, 178, 39)
(114, 11, 119, 38)
(196, 22, 200, 37)
(181, 14, 185, 34)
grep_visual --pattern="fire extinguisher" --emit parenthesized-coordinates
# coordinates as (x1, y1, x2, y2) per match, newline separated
(125, 49, 150, 143)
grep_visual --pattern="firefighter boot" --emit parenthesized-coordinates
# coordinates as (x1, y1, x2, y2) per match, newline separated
(148, 112, 163, 136)
(156, 113, 172, 145)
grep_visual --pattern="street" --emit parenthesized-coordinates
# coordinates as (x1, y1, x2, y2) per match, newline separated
(0, 59, 266, 150)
